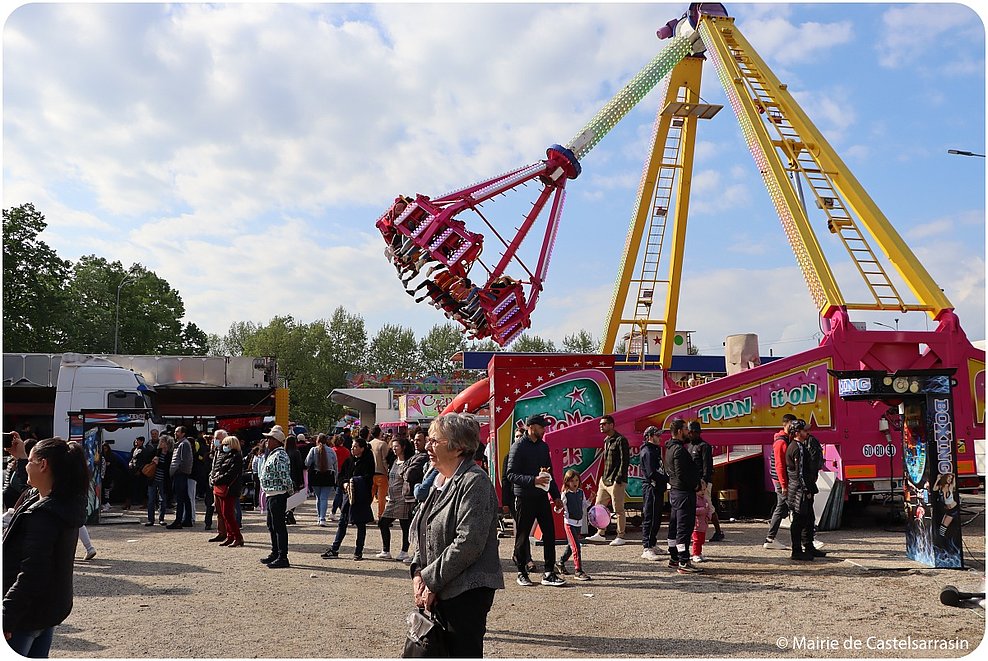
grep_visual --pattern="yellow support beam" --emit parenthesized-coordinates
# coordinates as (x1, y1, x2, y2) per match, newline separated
(699, 16, 844, 313)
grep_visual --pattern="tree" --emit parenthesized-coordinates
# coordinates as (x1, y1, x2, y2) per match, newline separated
(510, 333, 557, 353)
(466, 338, 502, 353)
(218, 321, 261, 356)
(367, 324, 421, 375)
(64, 256, 206, 354)
(2, 203, 72, 352)
(419, 323, 466, 377)
(562, 330, 599, 353)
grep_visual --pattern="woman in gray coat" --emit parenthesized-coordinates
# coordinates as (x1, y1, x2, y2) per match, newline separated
(409, 413, 503, 658)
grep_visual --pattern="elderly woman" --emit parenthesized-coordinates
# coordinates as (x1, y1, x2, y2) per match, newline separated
(409, 413, 503, 658)
(212, 435, 245, 547)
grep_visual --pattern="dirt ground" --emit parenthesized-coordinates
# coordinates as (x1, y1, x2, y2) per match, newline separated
(52, 496, 986, 659)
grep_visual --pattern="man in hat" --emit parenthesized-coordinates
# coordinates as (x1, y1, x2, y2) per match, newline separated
(258, 427, 294, 568)
(586, 415, 630, 546)
(639, 426, 667, 561)
(505, 414, 565, 587)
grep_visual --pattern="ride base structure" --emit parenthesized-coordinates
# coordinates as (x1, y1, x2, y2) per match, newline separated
(405, 4, 983, 546)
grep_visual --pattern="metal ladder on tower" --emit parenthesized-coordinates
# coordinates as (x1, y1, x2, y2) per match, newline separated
(713, 27, 908, 312)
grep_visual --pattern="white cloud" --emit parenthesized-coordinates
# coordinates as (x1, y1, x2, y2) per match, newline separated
(877, 4, 984, 69)
(689, 170, 751, 214)
(739, 14, 854, 66)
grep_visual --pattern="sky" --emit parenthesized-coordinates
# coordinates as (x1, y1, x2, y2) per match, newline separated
(3, 1, 985, 357)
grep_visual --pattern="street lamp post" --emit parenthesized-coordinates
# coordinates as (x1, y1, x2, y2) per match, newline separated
(114, 269, 137, 354)
(874, 318, 899, 331)
(947, 149, 986, 158)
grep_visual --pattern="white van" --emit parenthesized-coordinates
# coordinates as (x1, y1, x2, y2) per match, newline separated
(53, 353, 160, 457)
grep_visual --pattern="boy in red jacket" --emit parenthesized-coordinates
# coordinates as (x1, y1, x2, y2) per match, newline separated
(763, 414, 796, 549)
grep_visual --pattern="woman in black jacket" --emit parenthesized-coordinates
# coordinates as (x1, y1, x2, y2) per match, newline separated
(3, 436, 89, 658)
(284, 435, 304, 525)
(321, 437, 375, 560)
(212, 436, 245, 547)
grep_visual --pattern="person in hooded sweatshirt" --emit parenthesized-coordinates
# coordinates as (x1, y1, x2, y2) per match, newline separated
(664, 418, 702, 574)
(3, 436, 89, 657)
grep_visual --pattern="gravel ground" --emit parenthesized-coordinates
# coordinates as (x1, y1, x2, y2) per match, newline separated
(53, 496, 986, 658)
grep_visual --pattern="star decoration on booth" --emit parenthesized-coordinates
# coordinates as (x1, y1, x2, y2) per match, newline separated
(565, 386, 587, 407)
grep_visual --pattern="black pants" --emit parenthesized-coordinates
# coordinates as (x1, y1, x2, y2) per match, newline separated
(641, 483, 663, 549)
(667, 489, 696, 552)
(130, 473, 147, 507)
(379, 517, 411, 553)
(766, 487, 789, 541)
(204, 489, 215, 528)
(434, 587, 496, 658)
(332, 494, 367, 556)
(513, 495, 556, 572)
(789, 496, 815, 551)
(266, 493, 289, 559)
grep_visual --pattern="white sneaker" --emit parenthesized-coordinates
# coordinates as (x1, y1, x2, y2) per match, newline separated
(813, 539, 825, 550)
(641, 548, 663, 561)
(763, 539, 789, 550)
(100, 504, 111, 512)
(585, 533, 607, 543)
(83, 548, 97, 561)
(395, 551, 409, 562)
(691, 554, 705, 563)
(376, 551, 392, 559)
(609, 537, 627, 546)
(317, 519, 326, 527)
(329, 514, 338, 521)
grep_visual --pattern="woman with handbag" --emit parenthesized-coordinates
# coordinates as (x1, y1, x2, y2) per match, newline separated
(305, 434, 338, 527)
(321, 437, 374, 560)
(408, 413, 503, 658)
(145, 436, 172, 526)
(212, 435, 244, 547)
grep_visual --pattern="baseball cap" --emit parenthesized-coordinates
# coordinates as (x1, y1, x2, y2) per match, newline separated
(263, 428, 287, 443)
(526, 414, 549, 427)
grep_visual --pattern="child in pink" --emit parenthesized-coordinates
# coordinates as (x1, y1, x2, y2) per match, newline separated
(691, 489, 713, 562)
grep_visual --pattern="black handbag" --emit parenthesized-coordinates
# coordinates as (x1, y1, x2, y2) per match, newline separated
(401, 608, 447, 658)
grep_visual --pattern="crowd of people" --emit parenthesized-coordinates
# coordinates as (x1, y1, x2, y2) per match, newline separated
(2, 409, 834, 658)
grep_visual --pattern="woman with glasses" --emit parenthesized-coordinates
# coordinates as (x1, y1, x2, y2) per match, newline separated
(212, 436, 245, 547)
(409, 413, 503, 658)
(3, 436, 89, 658)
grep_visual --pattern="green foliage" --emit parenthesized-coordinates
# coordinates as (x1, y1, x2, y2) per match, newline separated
(419, 323, 466, 377)
(2, 203, 72, 352)
(465, 338, 501, 353)
(367, 323, 421, 375)
(509, 333, 558, 353)
(2, 203, 207, 355)
(562, 330, 599, 353)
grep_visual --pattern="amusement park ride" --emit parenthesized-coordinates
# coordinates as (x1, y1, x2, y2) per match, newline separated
(374, 3, 984, 560)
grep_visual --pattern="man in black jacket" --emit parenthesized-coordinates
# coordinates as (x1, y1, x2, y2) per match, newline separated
(688, 421, 724, 543)
(664, 418, 702, 574)
(786, 420, 827, 561)
(639, 426, 666, 561)
(505, 414, 565, 587)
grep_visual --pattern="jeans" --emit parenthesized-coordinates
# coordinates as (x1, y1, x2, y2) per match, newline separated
(147, 480, 166, 522)
(331, 486, 344, 515)
(640, 482, 663, 549)
(378, 516, 410, 553)
(312, 486, 335, 522)
(667, 489, 697, 553)
(513, 495, 556, 572)
(332, 494, 367, 556)
(266, 493, 289, 559)
(559, 524, 583, 571)
(187, 477, 198, 523)
(172, 473, 192, 525)
(433, 587, 496, 658)
(766, 487, 789, 541)
(7, 626, 55, 658)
